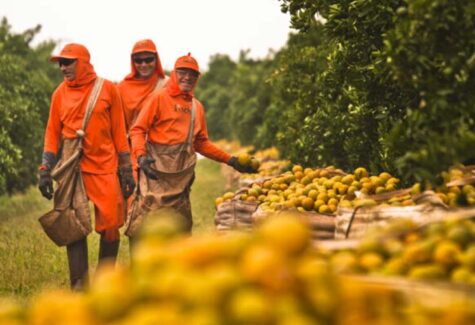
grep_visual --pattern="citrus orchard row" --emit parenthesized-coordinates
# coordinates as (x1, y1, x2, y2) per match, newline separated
(217, 161, 475, 214)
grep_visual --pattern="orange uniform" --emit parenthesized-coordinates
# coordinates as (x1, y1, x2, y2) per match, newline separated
(128, 54, 232, 233)
(118, 39, 168, 181)
(44, 81, 129, 174)
(44, 44, 129, 232)
(129, 71, 231, 163)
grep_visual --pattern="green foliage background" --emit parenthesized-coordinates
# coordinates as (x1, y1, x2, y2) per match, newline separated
(0, 18, 60, 195)
(197, 0, 475, 184)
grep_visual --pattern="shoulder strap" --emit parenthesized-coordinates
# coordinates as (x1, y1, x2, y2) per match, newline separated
(154, 75, 169, 92)
(77, 77, 104, 138)
(186, 99, 196, 146)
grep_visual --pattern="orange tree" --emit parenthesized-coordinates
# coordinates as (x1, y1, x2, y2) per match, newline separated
(197, 0, 475, 183)
(196, 50, 277, 146)
(227, 51, 275, 146)
(381, 0, 475, 181)
(274, 0, 475, 183)
(0, 18, 59, 194)
(195, 54, 236, 141)
(256, 24, 330, 160)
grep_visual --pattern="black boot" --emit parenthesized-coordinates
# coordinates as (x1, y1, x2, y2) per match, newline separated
(66, 237, 89, 291)
(98, 235, 120, 267)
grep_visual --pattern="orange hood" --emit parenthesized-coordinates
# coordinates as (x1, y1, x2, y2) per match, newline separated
(166, 53, 200, 98)
(50, 43, 96, 87)
(124, 39, 165, 80)
(118, 39, 166, 110)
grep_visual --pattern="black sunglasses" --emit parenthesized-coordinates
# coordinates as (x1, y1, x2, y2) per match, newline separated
(58, 58, 76, 67)
(176, 68, 199, 79)
(133, 57, 155, 64)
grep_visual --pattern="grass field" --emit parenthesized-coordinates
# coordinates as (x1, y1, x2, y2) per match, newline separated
(0, 159, 225, 301)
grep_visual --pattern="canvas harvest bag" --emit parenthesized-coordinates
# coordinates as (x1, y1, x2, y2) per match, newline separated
(335, 190, 448, 239)
(38, 78, 104, 246)
(125, 99, 197, 237)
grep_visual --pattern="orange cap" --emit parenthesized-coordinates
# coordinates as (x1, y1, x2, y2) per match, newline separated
(50, 43, 90, 62)
(174, 53, 199, 73)
(132, 39, 157, 55)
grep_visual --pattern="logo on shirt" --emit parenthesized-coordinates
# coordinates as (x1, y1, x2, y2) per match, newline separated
(174, 104, 191, 114)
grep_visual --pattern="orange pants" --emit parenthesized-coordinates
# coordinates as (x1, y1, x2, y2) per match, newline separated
(82, 172, 125, 232)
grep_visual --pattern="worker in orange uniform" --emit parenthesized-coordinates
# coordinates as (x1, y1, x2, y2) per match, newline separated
(118, 39, 168, 133)
(129, 53, 256, 233)
(38, 43, 135, 290)
(118, 39, 168, 177)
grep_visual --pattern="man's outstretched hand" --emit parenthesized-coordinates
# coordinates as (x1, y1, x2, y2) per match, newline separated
(228, 156, 258, 174)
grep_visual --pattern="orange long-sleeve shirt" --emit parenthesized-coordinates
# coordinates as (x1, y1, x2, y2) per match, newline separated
(44, 79, 130, 174)
(117, 74, 160, 132)
(129, 89, 231, 163)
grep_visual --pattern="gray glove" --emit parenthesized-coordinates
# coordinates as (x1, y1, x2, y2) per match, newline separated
(228, 156, 257, 173)
(138, 155, 159, 180)
(38, 168, 53, 200)
(118, 153, 136, 199)
(38, 151, 57, 200)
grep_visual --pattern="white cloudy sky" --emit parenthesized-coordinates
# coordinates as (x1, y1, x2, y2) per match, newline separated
(2, 0, 293, 81)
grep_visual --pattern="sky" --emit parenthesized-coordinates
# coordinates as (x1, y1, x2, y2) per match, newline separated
(2, 0, 293, 81)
